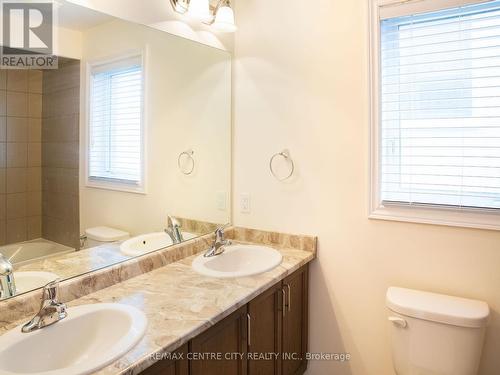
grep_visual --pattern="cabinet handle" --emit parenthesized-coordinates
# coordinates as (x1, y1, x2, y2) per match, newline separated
(285, 284, 291, 312)
(247, 313, 251, 347)
(282, 288, 287, 317)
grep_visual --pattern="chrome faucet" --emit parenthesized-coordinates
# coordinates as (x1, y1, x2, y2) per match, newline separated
(164, 215, 184, 244)
(0, 253, 16, 299)
(204, 224, 231, 258)
(22, 280, 67, 333)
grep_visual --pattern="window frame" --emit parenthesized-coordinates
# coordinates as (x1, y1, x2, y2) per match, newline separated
(369, 0, 500, 230)
(85, 50, 147, 194)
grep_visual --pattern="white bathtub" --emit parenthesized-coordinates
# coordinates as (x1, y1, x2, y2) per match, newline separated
(0, 238, 74, 266)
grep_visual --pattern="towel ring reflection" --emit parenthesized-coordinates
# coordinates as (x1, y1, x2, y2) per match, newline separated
(269, 149, 294, 181)
(178, 149, 195, 175)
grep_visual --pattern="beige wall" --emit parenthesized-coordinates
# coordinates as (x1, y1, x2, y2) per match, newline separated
(233, 1, 500, 374)
(55, 26, 83, 60)
(79, 19, 231, 236)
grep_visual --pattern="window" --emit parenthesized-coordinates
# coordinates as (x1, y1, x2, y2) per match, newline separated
(87, 54, 144, 192)
(370, 0, 500, 229)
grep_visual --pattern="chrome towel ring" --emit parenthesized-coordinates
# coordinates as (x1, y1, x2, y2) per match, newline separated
(178, 149, 195, 175)
(269, 149, 294, 181)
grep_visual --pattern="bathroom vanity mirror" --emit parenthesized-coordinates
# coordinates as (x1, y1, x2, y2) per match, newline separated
(0, 2, 231, 299)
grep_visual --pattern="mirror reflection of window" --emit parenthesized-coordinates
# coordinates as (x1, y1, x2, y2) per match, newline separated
(88, 55, 144, 192)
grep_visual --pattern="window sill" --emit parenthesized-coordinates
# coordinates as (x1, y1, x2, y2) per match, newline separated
(85, 180, 146, 195)
(369, 203, 500, 231)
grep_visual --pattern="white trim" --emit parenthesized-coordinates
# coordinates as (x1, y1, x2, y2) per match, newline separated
(84, 179, 146, 195)
(370, 203, 500, 231)
(84, 49, 148, 195)
(368, 0, 500, 231)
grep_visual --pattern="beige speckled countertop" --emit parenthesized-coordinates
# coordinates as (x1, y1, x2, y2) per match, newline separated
(13, 217, 219, 281)
(15, 243, 129, 279)
(91, 243, 314, 375)
(0, 228, 316, 375)
(3, 242, 314, 375)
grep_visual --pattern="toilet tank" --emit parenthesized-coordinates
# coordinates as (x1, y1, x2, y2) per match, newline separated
(386, 287, 489, 375)
(84, 226, 130, 249)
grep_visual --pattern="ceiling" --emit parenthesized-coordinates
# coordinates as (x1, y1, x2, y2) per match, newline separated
(56, 1, 115, 31)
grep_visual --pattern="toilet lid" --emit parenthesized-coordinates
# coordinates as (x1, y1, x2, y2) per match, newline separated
(386, 287, 489, 328)
(85, 226, 130, 242)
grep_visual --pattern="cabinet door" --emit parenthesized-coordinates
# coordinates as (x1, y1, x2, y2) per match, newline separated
(247, 283, 283, 375)
(282, 265, 309, 375)
(190, 306, 248, 375)
(140, 344, 188, 375)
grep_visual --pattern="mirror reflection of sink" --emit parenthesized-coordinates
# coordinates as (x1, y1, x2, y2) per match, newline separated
(120, 231, 198, 257)
(14, 271, 59, 294)
(0, 303, 147, 375)
(192, 245, 283, 278)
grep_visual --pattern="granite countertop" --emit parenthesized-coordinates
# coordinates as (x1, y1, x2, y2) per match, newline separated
(13, 217, 217, 280)
(4, 242, 314, 375)
(15, 243, 129, 279)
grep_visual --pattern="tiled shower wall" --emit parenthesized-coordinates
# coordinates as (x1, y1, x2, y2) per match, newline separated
(42, 59, 80, 249)
(0, 70, 43, 245)
(0, 59, 80, 249)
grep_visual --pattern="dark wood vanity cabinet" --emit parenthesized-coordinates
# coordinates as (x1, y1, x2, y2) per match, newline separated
(190, 306, 248, 375)
(247, 283, 283, 375)
(140, 264, 309, 375)
(246, 265, 309, 375)
(141, 344, 189, 375)
(281, 266, 309, 375)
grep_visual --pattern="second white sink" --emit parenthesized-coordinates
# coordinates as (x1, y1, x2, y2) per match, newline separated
(120, 231, 197, 257)
(0, 303, 147, 375)
(192, 244, 283, 278)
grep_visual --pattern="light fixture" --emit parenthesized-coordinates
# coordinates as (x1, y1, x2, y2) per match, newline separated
(211, 0, 237, 33)
(169, 0, 237, 33)
(187, 0, 211, 22)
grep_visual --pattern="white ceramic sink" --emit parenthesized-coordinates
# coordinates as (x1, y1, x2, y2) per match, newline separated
(0, 303, 147, 375)
(120, 231, 198, 257)
(14, 271, 59, 294)
(192, 244, 283, 278)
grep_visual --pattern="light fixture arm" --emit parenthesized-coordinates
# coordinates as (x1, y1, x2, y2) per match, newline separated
(170, 0, 190, 14)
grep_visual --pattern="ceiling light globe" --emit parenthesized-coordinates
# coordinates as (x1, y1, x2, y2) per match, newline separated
(187, 0, 211, 22)
(212, 5, 237, 33)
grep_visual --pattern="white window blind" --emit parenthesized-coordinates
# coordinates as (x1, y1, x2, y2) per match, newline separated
(88, 56, 143, 187)
(380, 0, 500, 210)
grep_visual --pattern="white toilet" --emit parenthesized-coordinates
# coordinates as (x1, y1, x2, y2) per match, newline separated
(386, 287, 489, 375)
(84, 226, 130, 249)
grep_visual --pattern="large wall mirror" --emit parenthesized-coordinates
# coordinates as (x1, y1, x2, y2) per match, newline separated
(0, 2, 231, 300)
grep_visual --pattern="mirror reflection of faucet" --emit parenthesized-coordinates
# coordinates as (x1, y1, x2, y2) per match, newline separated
(0, 253, 16, 299)
(164, 215, 184, 244)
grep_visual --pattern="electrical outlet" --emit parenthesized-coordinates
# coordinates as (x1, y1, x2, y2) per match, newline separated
(240, 193, 251, 214)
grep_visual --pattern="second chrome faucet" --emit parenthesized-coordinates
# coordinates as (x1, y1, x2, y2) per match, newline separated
(204, 224, 231, 258)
